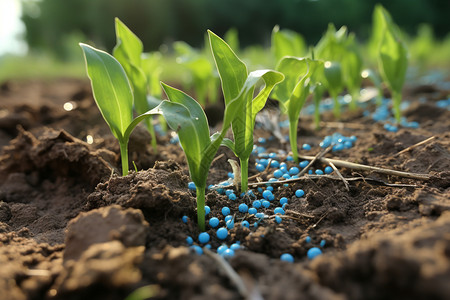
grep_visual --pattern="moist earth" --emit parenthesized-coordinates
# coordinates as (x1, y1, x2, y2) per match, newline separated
(0, 78, 449, 300)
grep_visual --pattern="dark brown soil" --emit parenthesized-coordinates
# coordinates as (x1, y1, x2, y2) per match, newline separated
(0, 78, 449, 300)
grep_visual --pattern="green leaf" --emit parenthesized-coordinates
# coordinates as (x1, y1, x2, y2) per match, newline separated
(272, 57, 309, 112)
(208, 30, 247, 106)
(323, 61, 343, 98)
(271, 26, 306, 62)
(113, 18, 143, 70)
(79, 43, 133, 140)
(378, 27, 408, 93)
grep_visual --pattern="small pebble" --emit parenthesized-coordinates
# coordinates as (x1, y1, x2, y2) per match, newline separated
(324, 166, 333, 174)
(209, 217, 220, 228)
(248, 208, 257, 215)
(221, 207, 231, 216)
(255, 212, 265, 219)
(256, 164, 265, 172)
(191, 245, 203, 255)
(226, 219, 234, 229)
(217, 245, 228, 254)
(188, 182, 196, 191)
(274, 207, 285, 215)
(230, 243, 241, 251)
(252, 200, 262, 209)
(295, 189, 305, 198)
(307, 247, 322, 259)
(280, 253, 294, 263)
(216, 228, 228, 240)
(299, 160, 309, 168)
(270, 160, 280, 168)
(289, 167, 300, 175)
(239, 203, 249, 213)
(198, 232, 210, 244)
(274, 169, 283, 178)
(222, 248, 235, 258)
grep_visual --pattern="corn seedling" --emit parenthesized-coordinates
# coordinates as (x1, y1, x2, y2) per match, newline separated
(271, 25, 306, 63)
(113, 18, 162, 152)
(174, 41, 219, 106)
(374, 4, 408, 123)
(148, 82, 242, 230)
(272, 57, 318, 162)
(80, 43, 154, 176)
(209, 30, 284, 192)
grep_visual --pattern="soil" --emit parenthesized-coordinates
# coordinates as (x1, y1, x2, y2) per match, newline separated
(0, 78, 449, 300)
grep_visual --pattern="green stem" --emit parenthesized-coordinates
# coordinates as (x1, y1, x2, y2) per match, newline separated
(145, 118, 158, 153)
(119, 140, 129, 176)
(392, 91, 402, 124)
(289, 117, 300, 163)
(333, 95, 341, 120)
(349, 90, 358, 111)
(240, 157, 248, 193)
(313, 92, 321, 130)
(195, 185, 206, 231)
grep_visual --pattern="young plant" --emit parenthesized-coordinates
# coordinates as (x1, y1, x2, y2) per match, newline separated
(271, 57, 316, 163)
(209, 30, 284, 192)
(323, 61, 344, 119)
(80, 43, 153, 176)
(271, 25, 306, 63)
(147, 83, 242, 231)
(316, 24, 362, 112)
(113, 18, 161, 152)
(173, 41, 219, 106)
(374, 5, 408, 123)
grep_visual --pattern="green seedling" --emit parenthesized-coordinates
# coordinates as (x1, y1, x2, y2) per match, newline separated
(209, 30, 284, 192)
(113, 18, 161, 152)
(361, 69, 383, 106)
(316, 24, 362, 112)
(323, 61, 344, 119)
(341, 34, 363, 110)
(148, 83, 241, 230)
(272, 57, 317, 162)
(374, 4, 408, 123)
(271, 25, 306, 63)
(308, 55, 325, 130)
(174, 41, 219, 106)
(80, 43, 155, 176)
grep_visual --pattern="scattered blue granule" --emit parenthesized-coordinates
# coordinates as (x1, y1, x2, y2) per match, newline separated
(169, 134, 180, 144)
(436, 98, 450, 109)
(320, 133, 357, 152)
(384, 123, 398, 132)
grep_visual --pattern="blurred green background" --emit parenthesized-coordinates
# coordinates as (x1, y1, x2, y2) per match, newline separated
(1, 0, 449, 82)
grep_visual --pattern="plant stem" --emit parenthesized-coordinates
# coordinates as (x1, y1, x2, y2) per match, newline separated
(349, 90, 358, 111)
(392, 91, 402, 124)
(145, 118, 158, 153)
(289, 117, 300, 163)
(196, 186, 206, 231)
(333, 95, 341, 120)
(313, 91, 322, 130)
(240, 158, 248, 193)
(119, 141, 129, 176)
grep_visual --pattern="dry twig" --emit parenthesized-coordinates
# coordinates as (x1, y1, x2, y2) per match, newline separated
(393, 136, 436, 157)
